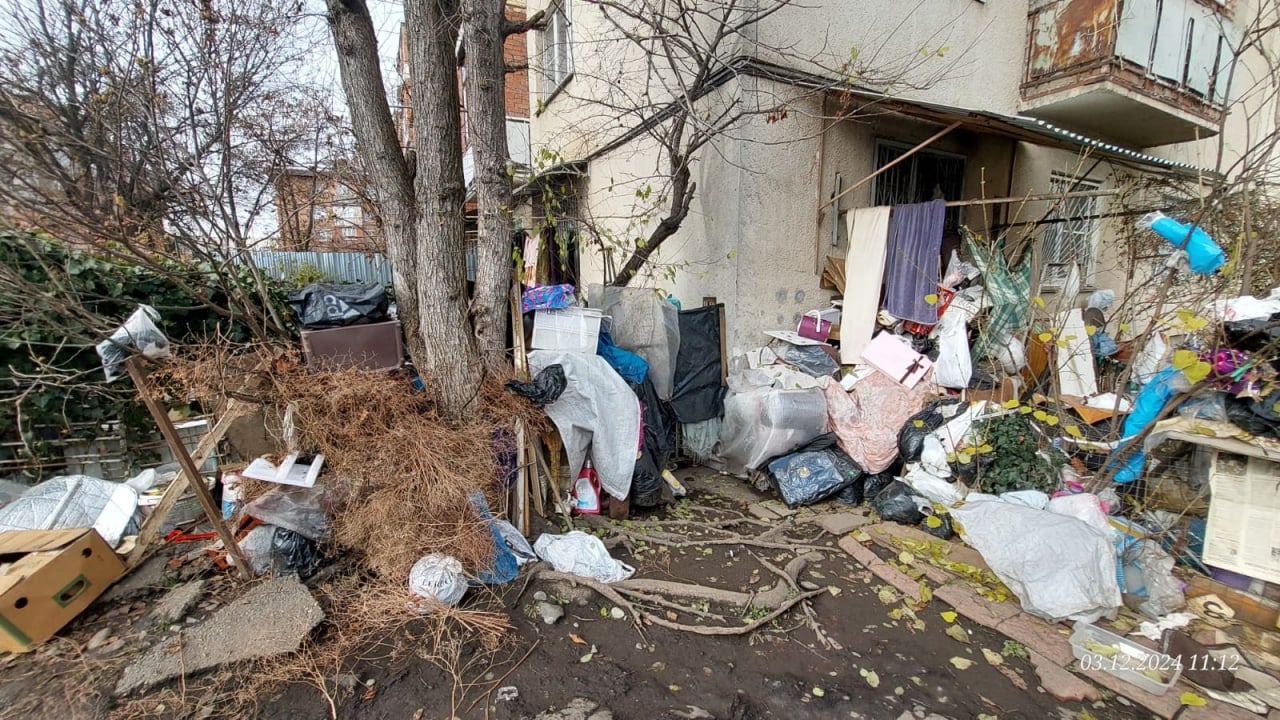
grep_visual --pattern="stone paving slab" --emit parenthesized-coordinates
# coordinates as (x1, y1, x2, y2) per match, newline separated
(115, 575, 323, 695)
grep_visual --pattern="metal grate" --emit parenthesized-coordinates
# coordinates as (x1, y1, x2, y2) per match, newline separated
(1041, 173, 1102, 287)
(872, 141, 966, 229)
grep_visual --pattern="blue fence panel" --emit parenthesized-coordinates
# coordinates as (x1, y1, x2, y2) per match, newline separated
(246, 251, 393, 286)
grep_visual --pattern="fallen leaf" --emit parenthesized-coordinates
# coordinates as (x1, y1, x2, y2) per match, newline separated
(580, 645, 597, 663)
(827, 586, 842, 597)
(982, 648, 1004, 666)
(1184, 360, 1212, 385)
(669, 684, 682, 692)
(1065, 425, 1083, 439)
(950, 656, 974, 670)
(569, 633, 588, 646)
(665, 611, 678, 621)
(898, 551, 915, 564)
(925, 515, 943, 529)
(877, 586, 899, 605)
(945, 624, 970, 644)
(861, 669, 880, 688)
(912, 618, 926, 631)
(1180, 691, 1208, 707)
(1002, 399, 1020, 409)
(1119, 322, 1131, 333)
(940, 610, 958, 623)
(851, 529, 872, 543)
(918, 582, 933, 604)
(1033, 296, 1046, 308)
(811, 686, 825, 697)
(913, 419, 925, 428)
(925, 293, 939, 305)
(361, 687, 377, 701)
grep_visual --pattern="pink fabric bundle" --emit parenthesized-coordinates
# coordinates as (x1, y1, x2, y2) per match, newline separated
(821, 370, 933, 473)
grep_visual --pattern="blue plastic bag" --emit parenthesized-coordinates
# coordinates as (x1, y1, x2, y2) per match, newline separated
(596, 328, 648, 384)
(1143, 212, 1225, 275)
(1110, 366, 1184, 483)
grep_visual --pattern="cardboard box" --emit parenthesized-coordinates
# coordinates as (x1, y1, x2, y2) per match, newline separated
(0, 529, 125, 652)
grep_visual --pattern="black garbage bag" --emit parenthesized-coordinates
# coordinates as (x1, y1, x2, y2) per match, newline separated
(836, 484, 862, 505)
(505, 365, 567, 406)
(288, 282, 389, 329)
(630, 377, 678, 508)
(777, 343, 840, 378)
(271, 527, 322, 578)
(1226, 395, 1280, 438)
(1224, 313, 1280, 355)
(862, 471, 895, 501)
(919, 508, 954, 540)
(871, 481, 925, 525)
(898, 401, 959, 462)
(767, 449, 864, 507)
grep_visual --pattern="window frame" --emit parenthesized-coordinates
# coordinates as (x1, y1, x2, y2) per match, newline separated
(538, 0, 574, 110)
(1040, 172, 1104, 291)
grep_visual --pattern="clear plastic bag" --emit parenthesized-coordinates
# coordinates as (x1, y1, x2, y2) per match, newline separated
(96, 305, 171, 381)
(242, 484, 328, 542)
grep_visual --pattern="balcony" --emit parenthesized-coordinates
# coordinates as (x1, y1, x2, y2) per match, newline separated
(1022, 0, 1235, 148)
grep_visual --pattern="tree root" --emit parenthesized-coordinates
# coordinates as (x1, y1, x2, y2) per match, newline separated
(534, 570, 825, 636)
(610, 550, 819, 610)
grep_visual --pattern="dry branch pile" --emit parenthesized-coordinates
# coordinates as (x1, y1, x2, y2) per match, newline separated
(161, 346, 547, 579)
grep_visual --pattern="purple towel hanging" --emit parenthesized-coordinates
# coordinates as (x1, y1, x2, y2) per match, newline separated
(883, 200, 946, 325)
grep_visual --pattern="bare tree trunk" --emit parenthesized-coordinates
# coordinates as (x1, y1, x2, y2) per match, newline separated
(407, 0, 484, 415)
(328, 0, 481, 418)
(463, 0, 514, 370)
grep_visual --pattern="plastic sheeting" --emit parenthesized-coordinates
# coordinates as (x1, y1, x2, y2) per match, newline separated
(718, 380, 827, 476)
(951, 500, 1122, 622)
(671, 305, 724, 422)
(820, 370, 932, 473)
(409, 554, 469, 608)
(596, 329, 648, 385)
(529, 350, 641, 501)
(534, 531, 636, 583)
(243, 484, 329, 541)
(0, 475, 138, 547)
(589, 286, 681, 400)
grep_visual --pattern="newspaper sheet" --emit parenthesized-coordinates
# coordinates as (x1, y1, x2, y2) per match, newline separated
(1204, 451, 1280, 585)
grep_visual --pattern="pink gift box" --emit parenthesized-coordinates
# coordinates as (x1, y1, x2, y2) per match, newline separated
(860, 332, 932, 388)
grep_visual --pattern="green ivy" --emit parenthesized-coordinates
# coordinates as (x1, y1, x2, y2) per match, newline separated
(0, 228, 289, 479)
(964, 413, 1064, 495)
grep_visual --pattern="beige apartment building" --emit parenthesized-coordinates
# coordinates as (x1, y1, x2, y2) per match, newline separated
(521, 0, 1278, 350)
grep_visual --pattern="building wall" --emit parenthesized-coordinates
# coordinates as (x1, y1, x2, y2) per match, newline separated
(527, 0, 1273, 350)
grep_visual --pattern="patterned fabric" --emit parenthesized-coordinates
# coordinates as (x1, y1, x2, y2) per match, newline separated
(521, 284, 575, 313)
(966, 232, 1032, 361)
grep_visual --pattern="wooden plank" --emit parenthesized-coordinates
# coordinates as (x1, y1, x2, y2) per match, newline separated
(717, 303, 728, 383)
(125, 358, 250, 579)
(125, 404, 246, 569)
(526, 435, 547, 518)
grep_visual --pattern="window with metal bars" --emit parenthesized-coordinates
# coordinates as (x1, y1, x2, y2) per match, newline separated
(871, 141, 966, 230)
(1041, 172, 1102, 288)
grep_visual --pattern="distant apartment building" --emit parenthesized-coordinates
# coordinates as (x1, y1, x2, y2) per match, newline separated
(272, 164, 382, 252)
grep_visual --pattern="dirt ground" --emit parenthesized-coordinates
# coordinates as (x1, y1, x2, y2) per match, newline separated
(0, 469, 1154, 720)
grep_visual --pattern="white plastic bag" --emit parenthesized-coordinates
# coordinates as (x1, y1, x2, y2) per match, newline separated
(933, 310, 972, 389)
(534, 531, 635, 583)
(991, 332, 1027, 375)
(1047, 493, 1114, 536)
(902, 465, 966, 506)
(999, 490, 1050, 509)
(408, 554, 468, 608)
(951, 500, 1122, 622)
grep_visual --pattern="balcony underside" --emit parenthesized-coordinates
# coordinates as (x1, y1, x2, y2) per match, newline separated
(1022, 76, 1222, 149)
